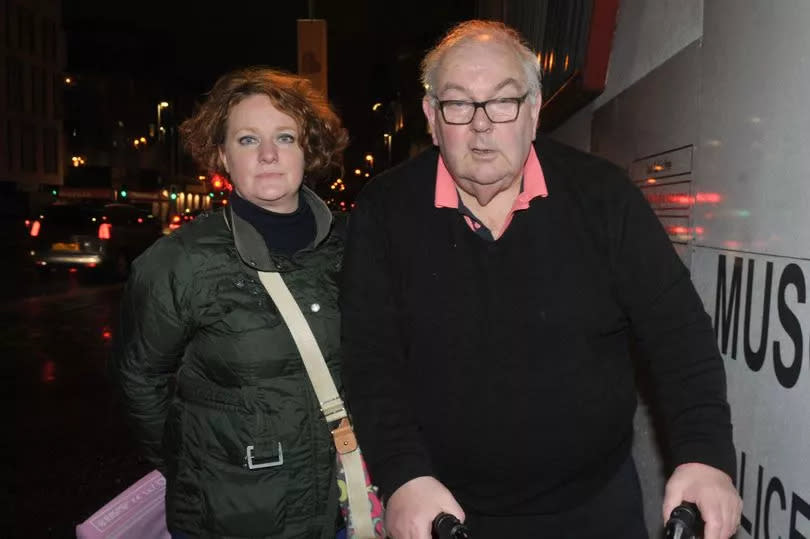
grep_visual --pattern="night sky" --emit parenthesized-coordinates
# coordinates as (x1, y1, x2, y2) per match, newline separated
(63, 0, 475, 166)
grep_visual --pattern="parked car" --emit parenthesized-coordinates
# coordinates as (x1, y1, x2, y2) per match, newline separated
(28, 202, 163, 279)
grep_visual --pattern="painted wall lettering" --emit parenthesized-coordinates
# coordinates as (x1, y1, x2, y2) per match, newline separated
(737, 451, 810, 539)
(775, 264, 806, 388)
(743, 260, 772, 371)
(714, 255, 808, 389)
(715, 254, 743, 358)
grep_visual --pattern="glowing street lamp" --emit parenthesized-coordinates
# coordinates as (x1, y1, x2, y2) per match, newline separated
(383, 133, 392, 164)
(157, 101, 169, 140)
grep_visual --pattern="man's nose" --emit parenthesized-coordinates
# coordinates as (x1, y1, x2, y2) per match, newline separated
(470, 106, 493, 131)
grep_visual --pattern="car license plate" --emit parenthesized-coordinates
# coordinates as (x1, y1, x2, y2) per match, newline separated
(52, 242, 80, 251)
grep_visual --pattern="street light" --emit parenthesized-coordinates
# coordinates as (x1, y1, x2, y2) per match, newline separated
(365, 153, 374, 172)
(383, 133, 392, 165)
(157, 101, 169, 141)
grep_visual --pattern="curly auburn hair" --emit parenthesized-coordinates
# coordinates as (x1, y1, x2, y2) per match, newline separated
(180, 67, 348, 182)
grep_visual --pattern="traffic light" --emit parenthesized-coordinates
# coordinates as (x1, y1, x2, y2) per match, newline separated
(119, 186, 128, 199)
(211, 173, 227, 190)
(169, 185, 178, 200)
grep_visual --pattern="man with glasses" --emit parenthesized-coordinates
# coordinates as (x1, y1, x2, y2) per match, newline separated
(341, 20, 741, 539)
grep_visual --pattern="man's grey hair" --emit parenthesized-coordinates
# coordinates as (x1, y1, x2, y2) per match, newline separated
(421, 20, 543, 104)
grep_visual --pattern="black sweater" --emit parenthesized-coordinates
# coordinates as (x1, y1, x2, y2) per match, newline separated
(229, 191, 315, 255)
(340, 136, 735, 515)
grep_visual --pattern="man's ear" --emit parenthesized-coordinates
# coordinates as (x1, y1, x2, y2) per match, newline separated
(529, 91, 542, 141)
(422, 96, 440, 146)
(218, 147, 229, 174)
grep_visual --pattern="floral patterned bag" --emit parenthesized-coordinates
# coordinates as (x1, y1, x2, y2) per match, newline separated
(336, 449, 385, 537)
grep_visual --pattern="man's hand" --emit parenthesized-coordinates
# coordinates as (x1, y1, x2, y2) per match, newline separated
(663, 462, 742, 539)
(384, 476, 465, 539)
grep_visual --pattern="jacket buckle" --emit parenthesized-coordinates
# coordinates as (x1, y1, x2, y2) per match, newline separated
(245, 442, 284, 470)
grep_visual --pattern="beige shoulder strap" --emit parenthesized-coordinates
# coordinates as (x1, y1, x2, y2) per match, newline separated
(257, 270, 376, 539)
(257, 270, 345, 422)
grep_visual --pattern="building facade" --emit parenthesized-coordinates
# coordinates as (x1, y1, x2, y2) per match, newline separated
(0, 0, 65, 213)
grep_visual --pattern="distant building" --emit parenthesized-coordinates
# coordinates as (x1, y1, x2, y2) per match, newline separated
(62, 71, 173, 191)
(0, 0, 66, 214)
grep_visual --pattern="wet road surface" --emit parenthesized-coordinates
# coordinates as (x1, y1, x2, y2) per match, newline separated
(3, 271, 152, 537)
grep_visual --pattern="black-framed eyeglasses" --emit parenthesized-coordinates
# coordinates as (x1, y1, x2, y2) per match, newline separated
(435, 93, 529, 125)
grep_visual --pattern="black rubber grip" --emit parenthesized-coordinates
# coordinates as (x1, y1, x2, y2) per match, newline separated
(432, 512, 471, 539)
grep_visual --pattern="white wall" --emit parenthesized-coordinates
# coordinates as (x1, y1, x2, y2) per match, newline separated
(548, 0, 703, 150)
(691, 2, 810, 538)
(557, 1, 810, 538)
(593, 0, 702, 109)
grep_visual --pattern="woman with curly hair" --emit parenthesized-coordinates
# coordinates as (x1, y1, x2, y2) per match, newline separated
(111, 67, 349, 538)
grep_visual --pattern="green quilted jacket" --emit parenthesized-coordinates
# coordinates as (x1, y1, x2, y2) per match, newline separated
(111, 187, 344, 538)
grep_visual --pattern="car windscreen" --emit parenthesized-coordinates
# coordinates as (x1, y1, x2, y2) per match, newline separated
(41, 205, 106, 233)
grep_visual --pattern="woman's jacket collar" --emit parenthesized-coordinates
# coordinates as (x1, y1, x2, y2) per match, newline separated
(224, 185, 333, 272)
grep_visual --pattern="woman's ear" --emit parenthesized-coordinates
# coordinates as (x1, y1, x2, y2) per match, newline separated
(218, 147, 229, 174)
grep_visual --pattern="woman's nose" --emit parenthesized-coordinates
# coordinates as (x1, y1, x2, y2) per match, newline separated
(259, 141, 279, 163)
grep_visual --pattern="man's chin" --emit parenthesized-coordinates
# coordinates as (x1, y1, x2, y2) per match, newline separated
(455, 174, 517, 206)
(456, 169, 515, 188)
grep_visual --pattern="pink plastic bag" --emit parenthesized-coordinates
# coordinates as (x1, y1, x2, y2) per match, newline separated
(76, 469, 170, 539)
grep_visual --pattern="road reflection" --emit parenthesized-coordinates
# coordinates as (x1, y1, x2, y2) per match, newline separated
(4, 270, 151, 536)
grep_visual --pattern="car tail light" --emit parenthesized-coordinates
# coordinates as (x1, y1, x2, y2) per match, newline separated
(30, 220, 41, 237)
(98, 223, 112, 239)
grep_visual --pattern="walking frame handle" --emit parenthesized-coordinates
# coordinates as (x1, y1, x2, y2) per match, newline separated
(665, 502, 704, 539)
(432, 512, 471, 539)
